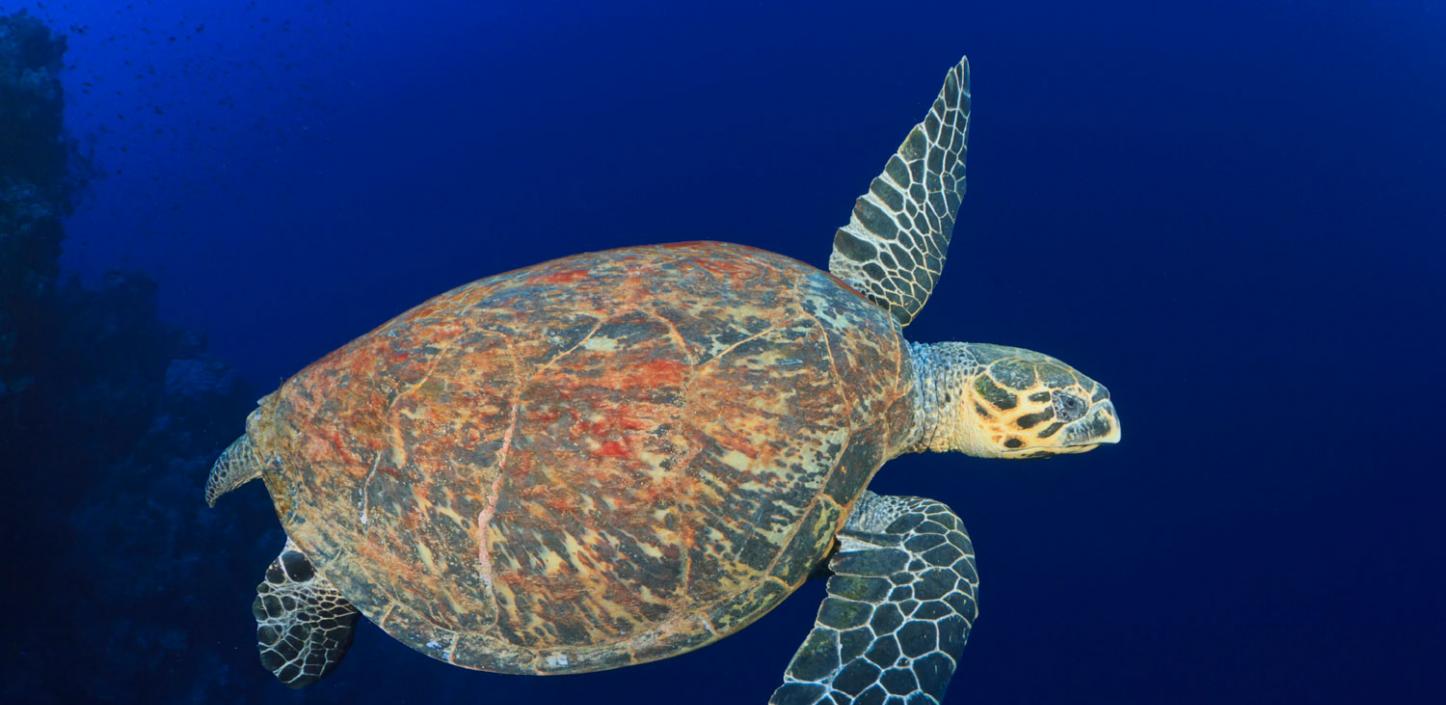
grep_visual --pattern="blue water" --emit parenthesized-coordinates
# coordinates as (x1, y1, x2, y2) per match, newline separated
(3, 1, 1444, 703)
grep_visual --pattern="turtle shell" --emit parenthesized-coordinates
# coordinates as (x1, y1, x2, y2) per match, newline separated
(251, 241, 917, 674)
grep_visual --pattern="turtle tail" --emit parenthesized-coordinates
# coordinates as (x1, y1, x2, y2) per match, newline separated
(206, 434, 262, 507)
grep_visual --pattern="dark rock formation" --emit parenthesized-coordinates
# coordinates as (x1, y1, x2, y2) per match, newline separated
(1, 12, 268, 703)
(1, 9, 70, 413)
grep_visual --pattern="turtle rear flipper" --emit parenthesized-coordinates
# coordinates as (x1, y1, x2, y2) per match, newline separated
(253, 539, 359, 688)
(205, 434, 261, 507)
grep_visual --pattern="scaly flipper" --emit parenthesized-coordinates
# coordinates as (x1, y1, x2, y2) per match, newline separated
(205, 434, 261, 507)
(770, 492, 979, 705)
(829, 56, 971, 326)
(253, 539, 359, 688)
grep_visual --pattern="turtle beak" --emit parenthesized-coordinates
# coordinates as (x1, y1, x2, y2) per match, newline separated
(1063, 399, 1121, 447)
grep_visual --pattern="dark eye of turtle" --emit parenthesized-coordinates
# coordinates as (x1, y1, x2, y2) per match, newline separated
(1052, 392, 1087, 422)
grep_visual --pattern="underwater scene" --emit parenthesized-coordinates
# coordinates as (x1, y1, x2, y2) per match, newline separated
(2, 1, 1443, 703)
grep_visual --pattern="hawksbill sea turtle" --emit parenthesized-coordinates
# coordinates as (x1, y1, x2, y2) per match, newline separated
(207, 56, 1121, 704)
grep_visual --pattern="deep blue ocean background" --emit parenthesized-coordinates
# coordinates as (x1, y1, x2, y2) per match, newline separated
(2, 1, 1443, 703)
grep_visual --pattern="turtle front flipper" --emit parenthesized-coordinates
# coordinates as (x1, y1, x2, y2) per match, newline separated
(253, 539, 360, 688)
(770, 492, 979, 705)
(205, 434, 261, 507)
(829, 56, 971, 326)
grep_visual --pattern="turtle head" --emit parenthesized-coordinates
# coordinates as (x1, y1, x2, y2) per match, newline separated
(909, 342, 1121, 458)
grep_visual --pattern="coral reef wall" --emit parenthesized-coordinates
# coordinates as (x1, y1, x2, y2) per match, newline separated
(1, 9, 69, 411)
(0, 15, 83, 632)
(1, 12, 271, 703)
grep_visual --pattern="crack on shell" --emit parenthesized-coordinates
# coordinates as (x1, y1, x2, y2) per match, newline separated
(477, 313, 612, 633)
(382, 334, 465, 479)
(638, 305, 702, 613)
(694, 319, 784, 368)
(358, 450, 383, 526)
(641, 307, 699, 367)
(476, 336, 522, 603)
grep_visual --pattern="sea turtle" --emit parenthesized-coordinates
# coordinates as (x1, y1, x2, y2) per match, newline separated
(207, 56, 1120, 703)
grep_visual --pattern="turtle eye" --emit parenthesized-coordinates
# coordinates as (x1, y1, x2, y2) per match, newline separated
(1052, 392, 1087, 422)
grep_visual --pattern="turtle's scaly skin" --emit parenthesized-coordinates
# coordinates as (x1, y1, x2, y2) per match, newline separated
(249, 242, 917, 674)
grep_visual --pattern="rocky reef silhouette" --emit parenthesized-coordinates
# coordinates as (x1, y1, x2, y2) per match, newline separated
(0, 12, 277, 703)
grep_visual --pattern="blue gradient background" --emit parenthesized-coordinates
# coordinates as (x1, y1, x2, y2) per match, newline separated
(7, 1, 1444, 703)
